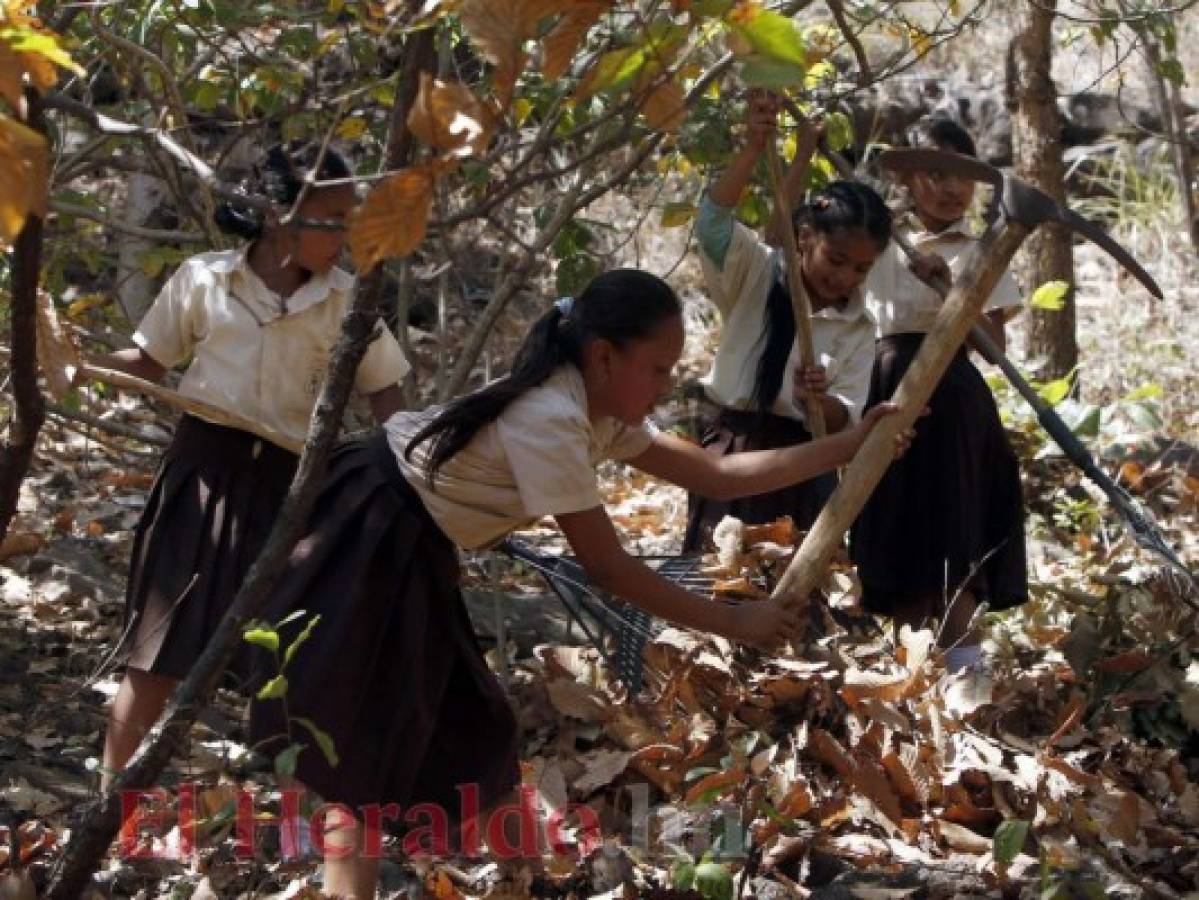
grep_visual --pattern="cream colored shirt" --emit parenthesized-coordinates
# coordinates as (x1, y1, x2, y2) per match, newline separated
(134, 249, 409, 447)
(863, 215, 1023, 337)
(696, 197, 875, 424)
(385, 365, 656, 549)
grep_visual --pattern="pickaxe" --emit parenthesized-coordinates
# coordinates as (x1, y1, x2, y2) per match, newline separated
(768, 145, 1198, 613)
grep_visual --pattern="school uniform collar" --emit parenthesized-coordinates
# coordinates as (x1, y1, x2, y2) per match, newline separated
(900, 213, 975, 248)
(217, 247, 354, 318)
(771, 251, 868, 323)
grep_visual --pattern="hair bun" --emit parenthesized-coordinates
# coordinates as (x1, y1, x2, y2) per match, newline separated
(213, 202, 264, 240)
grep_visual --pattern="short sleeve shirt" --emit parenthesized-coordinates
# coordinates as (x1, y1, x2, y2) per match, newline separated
(134, 249, 409, 447)
(863, 215, 1023, 337)
(384, 365, 656, 549)
(696, 196, 876, 424)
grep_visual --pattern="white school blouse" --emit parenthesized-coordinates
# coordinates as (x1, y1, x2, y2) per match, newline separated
(385, 365, 656, 550)
(134, 249, 409, 447)
(696, 196, 876, 425)
(863, 215, 1023, 337)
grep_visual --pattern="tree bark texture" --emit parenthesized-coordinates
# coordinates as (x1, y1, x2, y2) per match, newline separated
(1008, 0, 1077, 380)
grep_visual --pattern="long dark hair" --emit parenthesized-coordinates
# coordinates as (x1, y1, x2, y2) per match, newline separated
(752, 180, 892, 411)
(214, 141, 352, 240)
(406, 269, 681, 480)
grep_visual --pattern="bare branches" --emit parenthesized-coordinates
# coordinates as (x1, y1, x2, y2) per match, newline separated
(826, 0, 874, 86)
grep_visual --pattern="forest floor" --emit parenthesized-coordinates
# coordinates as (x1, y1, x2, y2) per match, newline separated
(1, 223, 1198, 899)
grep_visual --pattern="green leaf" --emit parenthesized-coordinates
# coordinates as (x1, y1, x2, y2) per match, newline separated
(585, 47, 647, 97)
(1028, 280, 1070, 311)
(804, 59, 837, 90)
(1038, 375, 1073, 407)
(256, 675, 289, 700)
(729, 10, 807, 67)
(1122, 382, 1162, 403)
(283, 614, 321, 669)
(1157, 57, 1185, 86)
(274, 743, 304, 778)
(293, 716, 339, 767)
(738, 55, 805, 89)
(661, 202, 697, 228)
(693, 0, 735, 16)
(823, 110, 854, 152)
(243, 626, 279, 654)
(993, 818, 1030, 864)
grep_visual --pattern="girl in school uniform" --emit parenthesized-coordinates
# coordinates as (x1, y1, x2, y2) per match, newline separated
(851, 118, 1028, 669)
(248, 269, 911, 897)
(684, 92, 891, 551)
(95, 143, 410, 788)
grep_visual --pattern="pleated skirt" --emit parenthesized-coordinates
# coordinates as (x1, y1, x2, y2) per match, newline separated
(249, 432, 520, 821)
(850, 333, 1028, 616)
(120, 415, 298, 684)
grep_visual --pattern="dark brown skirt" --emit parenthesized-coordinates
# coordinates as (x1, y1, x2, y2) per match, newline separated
(249, 432, 520, 822)
(850, 333, 1027, 615)
(683, 406, 837, 553)
(121, 415, 298, 683)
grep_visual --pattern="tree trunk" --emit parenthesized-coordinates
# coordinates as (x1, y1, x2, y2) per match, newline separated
(114, 171, 167, 324)
(0, 95, 48, 546)
(1008, 0, 1077, 380)
(1143, 30, 1199, 254)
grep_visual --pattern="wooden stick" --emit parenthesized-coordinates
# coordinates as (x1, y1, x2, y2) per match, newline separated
(763, 142, 826, 438)
(76, 362, 303, 454)
(771, 220, 1031, 607)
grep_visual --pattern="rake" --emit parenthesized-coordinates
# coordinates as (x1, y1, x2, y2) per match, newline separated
(498, 538, 716, 694)
(497, 538, 881, 694)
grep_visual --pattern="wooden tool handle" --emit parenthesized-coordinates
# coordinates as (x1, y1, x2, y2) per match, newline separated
(763, 142, 826, 438)
(771, 221, 1031, 607)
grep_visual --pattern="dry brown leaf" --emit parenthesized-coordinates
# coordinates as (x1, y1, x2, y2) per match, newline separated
(842, 668, 910, 704)
(545, 678, 612, 723)
(541, 1, 610, 80)
(36, 290, 81, 401)
(348, 165, 435, 271)
(882, 745, 925, 806)
(459, 0, 571, 106)
(1092, 650, 1155, 674)
(0, 113, 47, 245)
(850, 749, 904, 826)
(743, 516, 797, 547)
(407, 73, 492, 157)
(935, 819, 990, 854)
(0, 531, 43, 562)
(683, 767, 744, 804)
(573, 749, 632, 796)
(805, 727, 855, 777)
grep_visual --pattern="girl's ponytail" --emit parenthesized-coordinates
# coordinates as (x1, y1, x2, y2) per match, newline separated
(407, 269, 680, 481)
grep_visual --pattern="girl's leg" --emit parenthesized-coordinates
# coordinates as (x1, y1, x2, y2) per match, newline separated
(321, 807, 380, 900)
(939, 590, 979, 650)
(101, 668, 178, 791)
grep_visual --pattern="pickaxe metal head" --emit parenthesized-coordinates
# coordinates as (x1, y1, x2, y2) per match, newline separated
(877, 148, 1164, 300)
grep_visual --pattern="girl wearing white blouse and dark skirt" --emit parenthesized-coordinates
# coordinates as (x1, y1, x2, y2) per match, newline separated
(851, 119, 1028, 672)
(684, 92, 891, 551)
(94, 143, 409, 791)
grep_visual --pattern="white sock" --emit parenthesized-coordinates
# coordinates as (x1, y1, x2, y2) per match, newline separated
(280, 814, 312, 860)
(945, 644, 983, 674)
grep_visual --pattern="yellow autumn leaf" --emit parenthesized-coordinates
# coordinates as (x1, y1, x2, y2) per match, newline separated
(347, 165, 435, 272)
(406, 72, 492, 157)
(0, 111, 46, 244)
(459, 0, 572, 107)
(639, 76, 687, 132)
(541, 1, 610, 81)
(335, 116, 369, 140)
